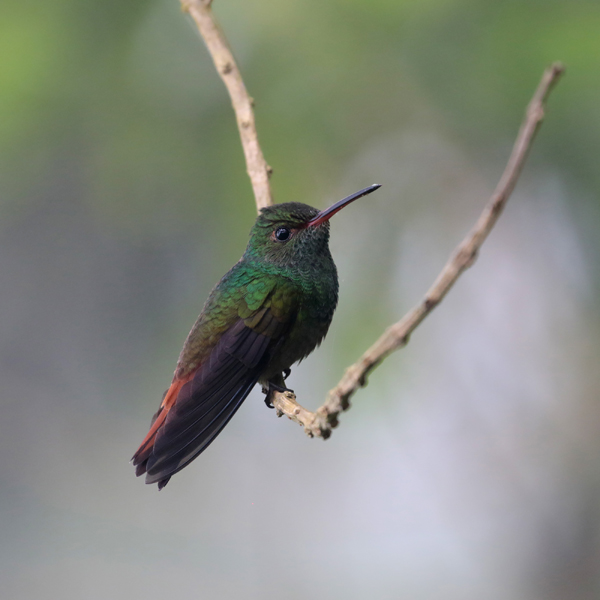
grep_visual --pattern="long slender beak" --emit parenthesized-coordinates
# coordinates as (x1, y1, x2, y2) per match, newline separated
(307, 184, 382, 228)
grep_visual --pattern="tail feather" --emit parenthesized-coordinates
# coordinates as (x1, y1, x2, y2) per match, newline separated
(144, 373, 259, 486)
(131, 374, 194, 473)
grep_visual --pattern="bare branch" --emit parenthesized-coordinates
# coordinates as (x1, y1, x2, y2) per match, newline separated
(271, 63, 565, 439)
(182, 3, 563, 439)
(181, 0, 273, 211)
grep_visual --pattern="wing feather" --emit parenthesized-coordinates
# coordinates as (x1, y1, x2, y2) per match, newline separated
(133, 283, 299, 489)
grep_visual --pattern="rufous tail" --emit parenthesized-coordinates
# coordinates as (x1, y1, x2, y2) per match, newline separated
(131, 373, 194, 478)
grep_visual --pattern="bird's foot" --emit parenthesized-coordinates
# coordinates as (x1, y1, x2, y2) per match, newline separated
(263, 378, 294, 409)
(269, 381, 295, 394)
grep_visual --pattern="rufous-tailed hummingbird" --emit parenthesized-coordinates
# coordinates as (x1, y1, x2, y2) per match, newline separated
(132, 184, 381, 489)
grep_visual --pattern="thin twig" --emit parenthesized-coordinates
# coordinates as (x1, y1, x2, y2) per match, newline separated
(271, 62, 565, 438)
(181, 0, 273, 210)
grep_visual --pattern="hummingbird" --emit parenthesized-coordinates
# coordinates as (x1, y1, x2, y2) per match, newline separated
(132, 184, 381, 489)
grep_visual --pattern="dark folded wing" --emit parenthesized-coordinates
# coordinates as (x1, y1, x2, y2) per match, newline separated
(143, 312, 285, 488)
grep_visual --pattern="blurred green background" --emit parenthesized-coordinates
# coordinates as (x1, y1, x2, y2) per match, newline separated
(2, 0, 600, 598)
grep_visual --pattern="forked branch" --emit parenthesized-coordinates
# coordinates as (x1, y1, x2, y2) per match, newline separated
(181, 0, 564, 439)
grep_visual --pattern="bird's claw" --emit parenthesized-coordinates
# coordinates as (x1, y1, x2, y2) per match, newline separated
(268, 381, 294, 394)
(263, 379, 294, 409)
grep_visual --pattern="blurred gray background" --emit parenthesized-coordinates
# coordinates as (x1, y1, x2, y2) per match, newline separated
(2, 0, 600, 598)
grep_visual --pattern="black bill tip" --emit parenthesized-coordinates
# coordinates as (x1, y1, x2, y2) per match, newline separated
(308, 184, 382, 227)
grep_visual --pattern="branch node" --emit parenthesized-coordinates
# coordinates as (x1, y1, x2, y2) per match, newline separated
(490, 199, 504, 217)
(551, 62, 566, 78)
(424, 297, 439, 311)
(456, 246, 478, 269)
(528, 104, 545, 122)
(398, 335, 409, 348)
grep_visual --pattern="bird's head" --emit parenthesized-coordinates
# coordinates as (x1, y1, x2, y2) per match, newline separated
(244, 184, 381, 268)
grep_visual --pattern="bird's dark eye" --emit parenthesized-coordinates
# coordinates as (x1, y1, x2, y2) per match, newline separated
(275, 227, 291, 242)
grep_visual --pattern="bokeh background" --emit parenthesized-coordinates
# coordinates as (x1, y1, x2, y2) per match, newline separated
(2, 0, 600, 598)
